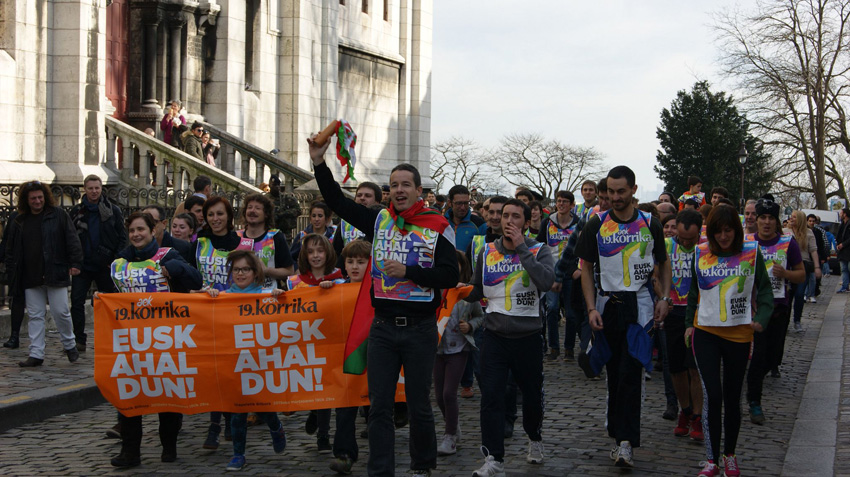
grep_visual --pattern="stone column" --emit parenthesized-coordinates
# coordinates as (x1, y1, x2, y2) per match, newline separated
(141, 16, 160, 111)
(166, 13, 186, 103)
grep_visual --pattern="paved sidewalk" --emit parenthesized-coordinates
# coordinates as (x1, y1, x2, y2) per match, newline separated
(0, 280, 840, 476)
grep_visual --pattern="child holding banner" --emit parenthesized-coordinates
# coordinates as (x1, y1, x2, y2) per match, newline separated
(324, 239, 370, 475)
(435, 251, 483, 457)
(285, 233, 345, 453)
(107, 211, 203, 468)
(203, 250, 289, 471)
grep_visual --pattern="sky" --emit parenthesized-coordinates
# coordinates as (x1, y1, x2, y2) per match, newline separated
(431, 0, 752, 200)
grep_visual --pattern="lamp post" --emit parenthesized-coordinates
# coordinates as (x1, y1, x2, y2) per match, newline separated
(738, 142, 748, 212)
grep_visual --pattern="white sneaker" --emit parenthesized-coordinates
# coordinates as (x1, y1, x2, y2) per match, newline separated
(614, 440, 634, 468)
(794, 322, 803, 333)
(472, 447, 506, 477)
(810, 297, 817, 303)
(437, 433, 457, 456)
(526, 440, 544, 464)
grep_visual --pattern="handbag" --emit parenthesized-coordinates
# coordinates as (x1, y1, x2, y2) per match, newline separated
(803, 259, 815, 274)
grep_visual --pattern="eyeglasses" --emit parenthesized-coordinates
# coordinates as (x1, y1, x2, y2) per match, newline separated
(195, 128, 204, 133)
(452, 201, 472, 206)
(232, 267, 253, 275)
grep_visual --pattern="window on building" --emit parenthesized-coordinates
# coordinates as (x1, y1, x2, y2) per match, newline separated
(383, 0, 388, 21)
(245, 0, 259, 89)
(362, 0, 368, 14)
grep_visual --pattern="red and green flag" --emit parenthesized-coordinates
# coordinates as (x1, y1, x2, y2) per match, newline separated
(335, 120, 357, 183)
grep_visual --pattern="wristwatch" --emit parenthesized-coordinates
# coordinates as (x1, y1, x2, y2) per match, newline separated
(660, 297, 673, 306)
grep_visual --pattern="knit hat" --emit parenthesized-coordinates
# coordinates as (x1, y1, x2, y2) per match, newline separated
(756, 197, 780, 221)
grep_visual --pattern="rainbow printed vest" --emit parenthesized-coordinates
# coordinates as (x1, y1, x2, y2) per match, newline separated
(195, 236, 254, 291)
(470, 235, 486, 272)
(482, 242, 543, 316)
(545, 216, 577, 259)
(574, 202, 594, 220)
(694, 240, 758, 327)
(747, 233, 792, 299)
(286, 270, 345, 290)
(665, 237, 694, 306)
(110, 248, 172, 293)
(595, 210, 655, 292)
(340, 220, 366, 245)
(237, 229, 280, 290)
(678, 191, 705, 205)
(371, 208, 438, 301)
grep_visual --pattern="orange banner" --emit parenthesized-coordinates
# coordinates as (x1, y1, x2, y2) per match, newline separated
(94, 285, 416, 417)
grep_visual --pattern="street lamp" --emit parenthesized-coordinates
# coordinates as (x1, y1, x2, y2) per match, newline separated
(737, 142, 748, 212)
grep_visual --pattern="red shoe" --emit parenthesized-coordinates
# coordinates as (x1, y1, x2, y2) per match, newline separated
(697, 460, 720, 476)
(722, 454, 740, 477)
(674, 411, 689, 436)
(461, 387, 474, 399)
(690, 415, 704, 441)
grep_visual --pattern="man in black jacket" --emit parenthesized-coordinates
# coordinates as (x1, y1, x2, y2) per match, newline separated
(6, 181, 84, 367)
(308, 135, 459, 477)
(68, 175, 126, 351)
(141, 205, 192, 263)
(836, 208, 850, 293)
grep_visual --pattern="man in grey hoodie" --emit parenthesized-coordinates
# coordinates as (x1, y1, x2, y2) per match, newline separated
(466, 198, 554, 477)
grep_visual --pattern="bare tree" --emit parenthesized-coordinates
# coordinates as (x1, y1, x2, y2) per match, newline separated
(496, 133, 605, 201)
(715, 0, 850, 208)
(430, 137, 495, 194)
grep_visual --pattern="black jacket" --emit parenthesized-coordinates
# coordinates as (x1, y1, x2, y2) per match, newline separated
(5, 206, 84, 294)
(69, 195, 127, 270)
(838, 220, 850, 262)
(160, 231, 192, 263)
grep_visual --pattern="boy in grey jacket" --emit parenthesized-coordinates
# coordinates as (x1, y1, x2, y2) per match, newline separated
(465, 199, 554, 477)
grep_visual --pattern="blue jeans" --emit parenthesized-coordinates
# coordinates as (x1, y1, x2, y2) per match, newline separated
(230, 412, 282, 456)
(367, 316, 438, 475)
(460, 327, 483, 388)
(544, 287, 568, 351)
(841, 261, 850, 290)
(804, 272, 816, 298)
(792, 282, 806, 323)
(70, 268, 116, 345)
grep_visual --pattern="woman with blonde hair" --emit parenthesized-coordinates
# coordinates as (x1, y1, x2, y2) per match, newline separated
(787, 210, 821, 333)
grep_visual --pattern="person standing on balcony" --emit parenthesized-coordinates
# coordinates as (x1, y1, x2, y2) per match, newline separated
(68, 175, 126, 352)
(160, 100, 185, 148)
(202, 132, 220, 167)
(5, 181, 84, 367)
(182, 122, 205, 161)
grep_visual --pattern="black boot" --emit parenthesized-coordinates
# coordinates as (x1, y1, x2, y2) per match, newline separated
(111, 446, 141, 468)
(3, 331, 19, 349)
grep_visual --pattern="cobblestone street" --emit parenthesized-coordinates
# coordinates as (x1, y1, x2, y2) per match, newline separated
(0, 279, 840, 476)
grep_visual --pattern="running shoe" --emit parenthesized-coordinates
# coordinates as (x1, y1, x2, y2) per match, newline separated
(689, 415, 704, 441)
(794, 322, 803, 333)
(663, 402, 678, 420)
(526, 440, 544, 464)
(697, 460, 720, 476)
(226, 455, 246, 471)
(461, 387, 474, 398)
(317, 435, 332, 454)
(613, 440, 634, 468)
(270, 424, 287, 453)
(437, 433, 457, 456)
(722, 454, 740, 477)
(329, 455, 354, 475)
(674, 411, 690, 436)
(749, 401, 765, 425)
(472, 446, 506, 477)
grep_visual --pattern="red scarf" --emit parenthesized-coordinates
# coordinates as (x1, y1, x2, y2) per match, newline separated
(388, 199, 449, 234)
(298, 268, 344, 286)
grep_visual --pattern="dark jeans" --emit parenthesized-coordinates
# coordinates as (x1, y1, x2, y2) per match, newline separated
(334, 406, 360, 461)
(367, 316, 438, 476)
(693, 328, 750, 463)
(656, 328, 678, 407)
(230, 412, 281, 456)
(544, 287, 568, 351)
(119, 411, 181, 452)
(309, 409, 331, 437)
(70, 268, 116, 345)
(479, 330, 544, 461)
(603, 325, 644, 447)
(434, 351, 468, 435)
(747, 304, 791, 404)
(9, 293, 24, 334)
(791, 282, 806, 323)
(460, 327, 483, 388)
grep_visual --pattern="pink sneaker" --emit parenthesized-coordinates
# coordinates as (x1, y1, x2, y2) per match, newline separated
(722, 454, 740, 477)
(698, 460, 720, 476)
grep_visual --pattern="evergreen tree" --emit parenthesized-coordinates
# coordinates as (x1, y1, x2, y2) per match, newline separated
(655, 81, 773, 205)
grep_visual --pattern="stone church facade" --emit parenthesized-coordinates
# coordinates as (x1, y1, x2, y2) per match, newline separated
(0, 0, 432, 186)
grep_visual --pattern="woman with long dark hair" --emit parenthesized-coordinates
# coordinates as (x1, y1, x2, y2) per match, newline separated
(685, 205, 774, 477)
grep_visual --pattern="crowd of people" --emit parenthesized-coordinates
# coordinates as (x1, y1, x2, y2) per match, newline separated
(1, 151, 847, 476)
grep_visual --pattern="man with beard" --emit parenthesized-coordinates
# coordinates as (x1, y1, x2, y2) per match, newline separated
(237, 193, 295, 289)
